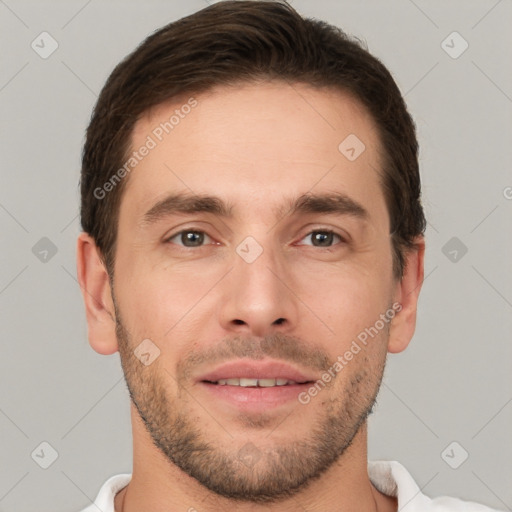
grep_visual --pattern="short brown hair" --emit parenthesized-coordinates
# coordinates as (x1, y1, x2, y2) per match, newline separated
(80, 0, 426, 279)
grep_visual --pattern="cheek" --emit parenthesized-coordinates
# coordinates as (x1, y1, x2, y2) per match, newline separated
(114, 252, 224, 347)
(293, 260, 393, 340)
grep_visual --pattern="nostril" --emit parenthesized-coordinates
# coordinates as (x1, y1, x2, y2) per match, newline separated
(273, 318, 286, 325)
(233, 319, 245, 325)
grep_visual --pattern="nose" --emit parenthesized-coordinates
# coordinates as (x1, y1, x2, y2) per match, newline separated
(218, 241, 299, 338)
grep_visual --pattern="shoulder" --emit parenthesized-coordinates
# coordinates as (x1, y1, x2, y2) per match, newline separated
(427, 495, 504, 511)
(368, 461, 504, 512)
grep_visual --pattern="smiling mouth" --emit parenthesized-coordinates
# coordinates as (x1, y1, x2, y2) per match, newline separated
(203, 378, 312, 387)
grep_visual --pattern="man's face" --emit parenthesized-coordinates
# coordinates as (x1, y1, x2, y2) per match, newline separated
(113, 81, 399, 501)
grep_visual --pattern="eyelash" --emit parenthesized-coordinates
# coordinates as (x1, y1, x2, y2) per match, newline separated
(164, 228, 346, 249)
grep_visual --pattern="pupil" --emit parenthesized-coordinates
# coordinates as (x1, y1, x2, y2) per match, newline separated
(183, 231, 203, 246)
(314, 232, 332, 246)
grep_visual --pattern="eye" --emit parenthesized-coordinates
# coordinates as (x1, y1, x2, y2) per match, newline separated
(166, 230, 213, 247)
(299, 230, 344, 247)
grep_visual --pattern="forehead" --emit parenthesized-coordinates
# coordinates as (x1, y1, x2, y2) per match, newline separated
(121, 81, 385, 224)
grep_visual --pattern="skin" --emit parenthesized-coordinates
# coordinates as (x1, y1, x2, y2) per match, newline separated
(77, 81, 424, 512)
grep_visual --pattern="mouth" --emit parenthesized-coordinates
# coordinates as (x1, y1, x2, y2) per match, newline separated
(203, 377, 309, 387)
(195, 360, 317, 412)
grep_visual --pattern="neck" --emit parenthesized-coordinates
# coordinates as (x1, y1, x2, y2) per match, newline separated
(115, 405, 396, 512)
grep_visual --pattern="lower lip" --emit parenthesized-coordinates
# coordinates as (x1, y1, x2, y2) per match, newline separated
(198, 382, 311, 412)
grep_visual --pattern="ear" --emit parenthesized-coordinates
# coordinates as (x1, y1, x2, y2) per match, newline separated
(76, 232, 119, 355)
(388, 236, 425, 354)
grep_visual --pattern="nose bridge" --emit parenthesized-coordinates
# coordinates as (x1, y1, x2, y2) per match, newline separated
(218, 235, 298, 336)
(237, 236, 281, 297)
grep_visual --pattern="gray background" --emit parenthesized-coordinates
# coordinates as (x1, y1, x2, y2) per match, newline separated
(0, 0, 511, 511)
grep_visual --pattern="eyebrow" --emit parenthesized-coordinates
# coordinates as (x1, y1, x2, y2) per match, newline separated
(141, 193, 234, 226)
(279, 193, 368, 221)
(139, 191, 368, 227)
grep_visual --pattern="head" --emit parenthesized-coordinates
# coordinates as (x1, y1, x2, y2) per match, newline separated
(77, 0, 425, 504)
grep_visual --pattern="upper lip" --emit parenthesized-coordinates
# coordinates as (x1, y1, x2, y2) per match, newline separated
(197, 359, 317, 383)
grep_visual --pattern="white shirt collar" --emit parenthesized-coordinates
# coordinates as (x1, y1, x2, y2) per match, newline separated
(80, 461, 500, 512)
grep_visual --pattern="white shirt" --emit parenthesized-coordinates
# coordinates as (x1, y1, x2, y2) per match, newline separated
(79, 460, 503, 511)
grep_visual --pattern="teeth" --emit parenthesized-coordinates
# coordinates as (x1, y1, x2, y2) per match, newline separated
(240, 378, 258, 387)
(258, 378, 278, 387)
(213, 378, 299, 387)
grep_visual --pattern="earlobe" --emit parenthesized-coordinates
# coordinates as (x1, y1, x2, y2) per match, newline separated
(388, 237, 425, 354)
(76, 232, 119, 355)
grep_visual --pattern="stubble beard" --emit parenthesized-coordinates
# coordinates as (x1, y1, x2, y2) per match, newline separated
(115, 312, 387, 504)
